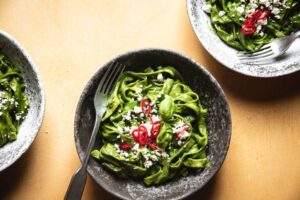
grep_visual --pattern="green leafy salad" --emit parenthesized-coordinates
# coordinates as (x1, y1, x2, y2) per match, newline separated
(0, 54, 29, 147)
(92, 66, 209, 186)
(203, 0, 300, 52)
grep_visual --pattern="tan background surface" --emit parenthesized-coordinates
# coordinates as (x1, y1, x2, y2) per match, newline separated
(0, 1, 299, 200)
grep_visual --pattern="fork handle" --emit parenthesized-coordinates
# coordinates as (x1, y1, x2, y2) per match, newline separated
(64, 116, 101, 200)
(64, 166, 87, 200)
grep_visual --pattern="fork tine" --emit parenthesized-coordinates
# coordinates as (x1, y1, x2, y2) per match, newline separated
(104, 64, 124, 93)
(106, 64, 126, 94)
(239, 53, 276, 64)
(95, 63, 116, 96)
(101, 62, 120, 93)
(237, 45, 271, 56)
(238, 48, 273, 58)
(239, 51, 274, 61)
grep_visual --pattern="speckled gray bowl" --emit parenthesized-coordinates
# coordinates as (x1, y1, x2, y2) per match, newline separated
(187, 0, 300, 78)
(74, 49, 231, 200)
(0, 30, 45, 171)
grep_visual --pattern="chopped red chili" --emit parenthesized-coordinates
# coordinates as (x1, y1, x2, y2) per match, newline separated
(242, 24, 257, 35)
(131, 129, 140, 141)
(130, 99, 162, 149)
(147, 142, 158, 150)
(242, 9, 270, 35)
(150, 121, 161, 138)
(141, 99, 151, 115)
(119, 143, 131, 151)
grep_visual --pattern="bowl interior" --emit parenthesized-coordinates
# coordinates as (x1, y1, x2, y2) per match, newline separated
(74, 49, 231, 200)
(0, 31, 45, 171)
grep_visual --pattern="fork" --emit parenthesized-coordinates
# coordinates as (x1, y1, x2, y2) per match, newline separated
(64, 62, 126, 200)
(237, 30, 300, 64)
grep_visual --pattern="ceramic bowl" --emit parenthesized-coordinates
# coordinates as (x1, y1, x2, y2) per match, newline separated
(0, 30, 45, 171)
(187, 0, 300, 77)
(74, 49, 231, 200)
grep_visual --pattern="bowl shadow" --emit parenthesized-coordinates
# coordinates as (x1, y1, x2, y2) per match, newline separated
(191, 39, 300, 103)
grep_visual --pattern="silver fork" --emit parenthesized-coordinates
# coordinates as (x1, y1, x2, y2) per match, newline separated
(237, 30, 300, 64)
(64, 62, 126, 200)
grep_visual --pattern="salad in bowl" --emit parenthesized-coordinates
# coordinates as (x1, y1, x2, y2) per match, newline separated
(203, 0, 300, 52)
(91, 66, 209, 186)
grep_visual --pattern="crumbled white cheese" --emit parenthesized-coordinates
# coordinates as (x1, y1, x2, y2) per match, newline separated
(117, 126, 124, 133)
(137, 95, 143, 101)
(237, 6, 245, 14)
(271, 7, 280, 15)
(144, 160, 153, 168)
(157, 73, 164, 82)
(161, 152, 169, 159)
(178, 140, 183, 146)
(124, 126, 131, 133)
(152, 108, 157, 114)
(133, 106, 142, 114)
(132, 143, 140, 152)
(154, 151, 161, 157)
(218, 11, 226, 17)
(120, 151, 129, 158)
(256, 25, 262, 32)
(124, 111, 132, 121)
(136, 88, 142, 94)
(150, 154, 158, 162)
(9, 98, 15, 104)
(252, 3, 258, 9)
(259, 32, 264, 36)
(151, 115, 160, 123)
(202, 4, 212, 13)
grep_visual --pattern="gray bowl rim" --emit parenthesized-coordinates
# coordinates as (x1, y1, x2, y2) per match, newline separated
(74, 48, 231, 200)
(0, 30, 45, 171)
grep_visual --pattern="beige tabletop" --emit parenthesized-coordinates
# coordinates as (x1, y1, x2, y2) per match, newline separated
(0, 1, 300, 200)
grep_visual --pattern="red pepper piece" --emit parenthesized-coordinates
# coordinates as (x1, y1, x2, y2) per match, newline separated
(258, 10, 270, 20)
(147, 142, 158, 150)
(146, 137, 157, 150)
(119, 143, 131, 151)
(242, 24, 257, 35)
(141, 99, 151, 115)
(150, 121, 161, 138)
(138, 125, 148, 145)
(242, 9, 270, 35)
(131, 129, 140, 142)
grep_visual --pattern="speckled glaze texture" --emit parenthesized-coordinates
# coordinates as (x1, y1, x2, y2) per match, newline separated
(74, 49, 231, 200)
(187, 0, 300, 78)
(0, 30, 45, 171)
